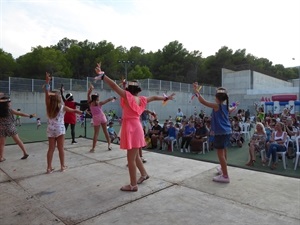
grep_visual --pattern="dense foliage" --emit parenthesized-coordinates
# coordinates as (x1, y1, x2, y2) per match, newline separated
(0, 38, 298, 86)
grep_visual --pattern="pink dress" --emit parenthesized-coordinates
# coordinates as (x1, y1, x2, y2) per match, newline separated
(120, 91, 147, 150)
(90, 104, 107, 126)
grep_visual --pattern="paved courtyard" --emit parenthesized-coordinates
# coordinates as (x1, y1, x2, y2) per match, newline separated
(0, 138, 299, 225)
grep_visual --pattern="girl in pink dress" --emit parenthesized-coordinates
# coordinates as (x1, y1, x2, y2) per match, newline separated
(95, 63, 175, 192)
(87, 84, 116, 152)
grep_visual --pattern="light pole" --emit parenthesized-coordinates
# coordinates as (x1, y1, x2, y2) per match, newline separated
(118, 60, 134, 81)
(292, 58, 300, 100)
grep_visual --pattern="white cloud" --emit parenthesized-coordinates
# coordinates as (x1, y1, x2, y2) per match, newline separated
(1, 0, 299, 67)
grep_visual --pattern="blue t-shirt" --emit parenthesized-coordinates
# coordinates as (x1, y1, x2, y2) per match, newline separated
(183, 125, 196, 136)
(107, 127, 115, 135)
(211, 104, 232, 135)
(167, 127, 177, 138)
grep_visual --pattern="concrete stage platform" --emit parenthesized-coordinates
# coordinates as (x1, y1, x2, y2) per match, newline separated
(0, 138, 299, 225)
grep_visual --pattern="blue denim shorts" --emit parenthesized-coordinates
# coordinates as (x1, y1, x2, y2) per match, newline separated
(213, 134, 231, 149)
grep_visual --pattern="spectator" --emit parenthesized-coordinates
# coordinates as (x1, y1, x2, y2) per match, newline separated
(163, 121, 177, 151)
(263, 122, 287, 170)
(190, 119, 208, 153)
(230, 116, 243, 147)
(175, 108, 184, 123)
(180, 121, 196, 153)
(159, 122, 169, 150)
(246, 122, 267, 166)
(147, 119, 162, 149)
(107, 121, 120, 144)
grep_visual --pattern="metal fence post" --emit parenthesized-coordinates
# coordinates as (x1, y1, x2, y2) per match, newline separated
(147, 79, 149, 90)
(51, 77, 54, 91)
(8, 77, 11, 95)
(86, 77, 89, 92)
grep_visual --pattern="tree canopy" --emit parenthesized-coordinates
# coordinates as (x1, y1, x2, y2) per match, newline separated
(0, 38, 298, 87)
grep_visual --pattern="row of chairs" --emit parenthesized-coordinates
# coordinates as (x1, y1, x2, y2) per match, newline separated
(162, 137, 210, 154)
(160, 131, 300, 170)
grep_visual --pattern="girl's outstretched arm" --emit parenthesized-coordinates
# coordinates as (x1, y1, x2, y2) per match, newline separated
(147, 93, 175, 103)
(44, 72, 51, 106)
(60, 84, 66, 102)
(64, 106, 83, 115)
(95, 63, 126, 98)
(11, 109, 35, 118)
(87, 83, 93, 103)
(100, 97, 116, 106)
(193, 82, 218, 110)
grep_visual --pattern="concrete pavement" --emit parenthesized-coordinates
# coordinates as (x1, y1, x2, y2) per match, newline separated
(0, 138, 299, 225)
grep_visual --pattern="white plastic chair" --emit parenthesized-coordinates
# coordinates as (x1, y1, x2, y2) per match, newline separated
(240, 123, 251, 140)
(294, 136, 300, 170)
(267, 139, 288, 169)
(163, 138, 177, 152)
(202, 137, 209, 154)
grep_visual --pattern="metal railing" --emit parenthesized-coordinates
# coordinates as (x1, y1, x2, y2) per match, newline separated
(0, 77, 215, 95)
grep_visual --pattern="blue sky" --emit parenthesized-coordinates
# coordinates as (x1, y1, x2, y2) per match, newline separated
(1, 0, 300, 67)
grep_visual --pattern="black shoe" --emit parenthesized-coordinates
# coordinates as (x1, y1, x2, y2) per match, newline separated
(21, 154, 29, 160)
(71, 141, 77, 144)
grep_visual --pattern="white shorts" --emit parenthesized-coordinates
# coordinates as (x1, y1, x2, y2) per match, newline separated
(47, 124, 66, 138)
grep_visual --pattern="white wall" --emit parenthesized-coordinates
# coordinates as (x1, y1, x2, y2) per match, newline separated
(9, 90, 215, 124)
(222, 69, 250, 94)
(253, 71, 293, 89)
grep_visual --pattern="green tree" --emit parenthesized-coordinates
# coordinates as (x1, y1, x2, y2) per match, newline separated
(16, 46, 72, 79)
(52, 37, 78, 53)
(128, 65, 153, 80)
(0, 49, 17, 80)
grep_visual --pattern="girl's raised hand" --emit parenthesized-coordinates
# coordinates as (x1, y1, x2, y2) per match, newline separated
(89, 83, 94, 90)
(168, 93, 176, 100)
(95, 62, 104, 75)
(46, 72, 51, 83)
(193, 82, 199, 92)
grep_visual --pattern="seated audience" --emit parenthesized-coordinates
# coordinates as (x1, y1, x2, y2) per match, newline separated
(180, 121, 196, 153)
(246, 122, 267, 166)
(107, 121, 120, 144)
(190, 120, 208, 153)
(163, 122, 177, 151)
(263, 122, 287, 170)
(230, 116, 244, 147)
(159, 122, 169, 150)
(147, 119, 162, 149)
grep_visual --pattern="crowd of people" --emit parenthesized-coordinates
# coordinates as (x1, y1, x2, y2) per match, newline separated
(1, 63, 299, 192)
(244, 105, 299, 170)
